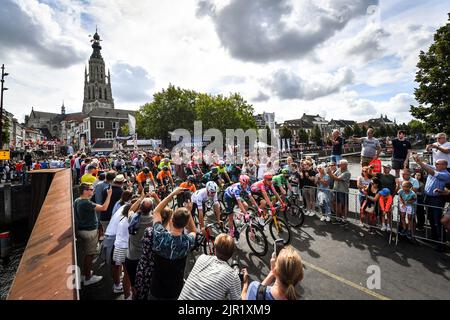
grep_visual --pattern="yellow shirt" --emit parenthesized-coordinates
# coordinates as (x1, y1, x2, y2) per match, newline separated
(81, 174, 96, 184)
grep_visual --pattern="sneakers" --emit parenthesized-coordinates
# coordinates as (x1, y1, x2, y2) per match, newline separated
(326, 216, 331, 222)
(84, 275, 103, 286)
(113, 283, 124, 293)
(307, 211, 316, 217)
(320, 216, 326, 222)
(359, 221, 364, 227)
(381, 224, 387, 232)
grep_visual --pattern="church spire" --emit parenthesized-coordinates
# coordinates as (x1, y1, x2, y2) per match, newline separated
(61, 101, 66, 115)
(90, 28, 103, 59)
(83, 27, 114, 114)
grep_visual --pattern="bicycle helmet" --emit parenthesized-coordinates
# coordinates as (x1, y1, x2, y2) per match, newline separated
(206, 181, 218, 193)
(239, 175, 250, 184)
(187, 175, 195, 182)
(263, 172, 274, 180)
(162, 166, 169, 171)
(211, 167, 219, 174)
(143, 167, 150, 174)
(281, 168, 290, 175)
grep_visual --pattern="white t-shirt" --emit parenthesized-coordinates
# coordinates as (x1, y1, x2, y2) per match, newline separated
(432, 141, 450, 168)
(114, 214, 129, 249)
(105, 205, 125, 236)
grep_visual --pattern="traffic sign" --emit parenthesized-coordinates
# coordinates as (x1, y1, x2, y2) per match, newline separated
(0, 150, 10, 160)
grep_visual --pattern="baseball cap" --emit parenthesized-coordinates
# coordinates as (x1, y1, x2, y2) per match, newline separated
(382, 163, 392, 168)
(379, 188, 390, 196)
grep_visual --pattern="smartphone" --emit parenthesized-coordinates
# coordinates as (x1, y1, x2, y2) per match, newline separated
(274, 239, 284, 257)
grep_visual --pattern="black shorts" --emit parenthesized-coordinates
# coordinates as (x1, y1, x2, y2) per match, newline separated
(336, 192, 348, 206)
(391, 159, 406, 170)
(191, 202, 206, 217)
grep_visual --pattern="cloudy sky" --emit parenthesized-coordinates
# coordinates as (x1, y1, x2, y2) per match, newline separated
(1, 0, 448, 125)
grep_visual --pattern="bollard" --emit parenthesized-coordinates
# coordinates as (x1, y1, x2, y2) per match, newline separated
(0, 231, 11, 260)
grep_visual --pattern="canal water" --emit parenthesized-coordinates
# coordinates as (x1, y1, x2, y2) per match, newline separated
(1, 247, 25, 300)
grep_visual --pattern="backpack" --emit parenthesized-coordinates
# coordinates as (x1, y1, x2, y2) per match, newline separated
(256, 283, 267, 300)
(128, 211, 142, 235)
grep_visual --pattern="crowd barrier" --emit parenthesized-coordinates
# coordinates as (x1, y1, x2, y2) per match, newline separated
(299, 185, 448, 247)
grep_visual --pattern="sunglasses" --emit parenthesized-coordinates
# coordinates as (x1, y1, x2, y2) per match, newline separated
(87, 188, 94, 191)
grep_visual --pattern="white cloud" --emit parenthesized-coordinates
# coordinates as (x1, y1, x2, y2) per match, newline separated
(0, 0, 445, 127)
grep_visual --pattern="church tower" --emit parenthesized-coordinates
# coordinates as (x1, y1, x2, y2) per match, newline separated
(82, 29, 115, 114)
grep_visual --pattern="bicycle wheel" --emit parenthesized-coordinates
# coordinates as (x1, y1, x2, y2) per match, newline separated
(203, 234, 216, 255)
(245, 223, 268, 256)
(269, 218, 291, 245)
(284, 204, 305, 228)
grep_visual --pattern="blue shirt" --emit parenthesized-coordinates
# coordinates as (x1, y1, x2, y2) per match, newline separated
(246, 281, 275, 300)
(424, 165, 450, 197)
(152, 222, 195, 260)
(398, 190, 417, 204)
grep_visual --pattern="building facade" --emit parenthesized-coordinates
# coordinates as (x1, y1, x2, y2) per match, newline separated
(23, 29, 135, 153)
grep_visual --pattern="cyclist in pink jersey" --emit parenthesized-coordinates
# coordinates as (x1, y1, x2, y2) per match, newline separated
(251, 172, 285, 218)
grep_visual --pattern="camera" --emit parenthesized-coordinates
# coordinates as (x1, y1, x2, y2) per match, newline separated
(231, 260, 244, 282)
(274, 238, 284, 257)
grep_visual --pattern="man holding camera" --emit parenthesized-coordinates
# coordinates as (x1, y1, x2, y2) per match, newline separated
(178, 234, 244, 300)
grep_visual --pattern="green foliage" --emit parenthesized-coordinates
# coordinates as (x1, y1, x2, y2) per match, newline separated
(136, 85, 257, 142)
(298, 129, 309, 144)
(280, 125, 292, 139)
(310, 124, 322, 145)
(120, 123, 129, 136)
(407, 120, 425, 135)
(374, 125, 387, 137)
(352, 123, 362, 137)
(410, 13, 450, 134)
(343, 126, 354, 138)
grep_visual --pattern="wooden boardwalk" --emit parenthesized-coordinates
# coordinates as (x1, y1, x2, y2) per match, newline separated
(7, 169, 78, 300)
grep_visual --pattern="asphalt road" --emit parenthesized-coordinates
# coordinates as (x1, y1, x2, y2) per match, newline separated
(80, 213, 450, 300)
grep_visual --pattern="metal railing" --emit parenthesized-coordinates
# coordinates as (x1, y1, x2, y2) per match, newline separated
(298, 185, 448, 247)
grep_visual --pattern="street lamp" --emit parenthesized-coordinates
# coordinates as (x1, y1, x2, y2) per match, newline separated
(0, 64, 9, 149)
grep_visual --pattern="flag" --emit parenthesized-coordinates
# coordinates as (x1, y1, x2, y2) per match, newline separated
(128, 114, 136, 135)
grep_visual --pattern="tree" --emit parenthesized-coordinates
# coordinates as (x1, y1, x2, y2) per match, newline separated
(120, 123, 129, 136)
(136, 85, 257, 145)
(385, 125, 395, 137)
(310, 125, 322, 146)
(343, 126, 354, 138)
(410, 13, 450, 134)
(375, 125, 387, 137)
(408, 119, 425, 137)
(352, 123, 362, 137)
(298, 129, 309, 144)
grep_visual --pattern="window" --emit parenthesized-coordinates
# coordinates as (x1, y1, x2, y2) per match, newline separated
(96, 121, 104, 129)
(105, 131, 113, 139)
(112, 122, 119, 130)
